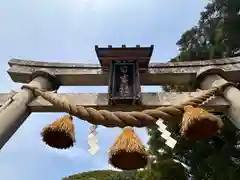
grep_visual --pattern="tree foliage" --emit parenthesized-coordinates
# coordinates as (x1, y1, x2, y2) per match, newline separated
(62, 170, 154, 180)
(150, 0, 240, 179)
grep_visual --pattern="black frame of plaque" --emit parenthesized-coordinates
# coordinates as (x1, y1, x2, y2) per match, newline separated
(108, 61, 141, 105)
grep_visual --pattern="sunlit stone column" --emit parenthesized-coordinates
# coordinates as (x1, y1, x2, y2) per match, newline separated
(0, 71, 59, 150)
(195, 67, 240, 129)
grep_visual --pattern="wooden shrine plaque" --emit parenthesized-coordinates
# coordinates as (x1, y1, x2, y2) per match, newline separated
(108, 61, 141, 105)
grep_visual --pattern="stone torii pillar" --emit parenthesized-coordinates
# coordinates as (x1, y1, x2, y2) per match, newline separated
(0, 71, 58, 150)
(196, 67, 240, 129)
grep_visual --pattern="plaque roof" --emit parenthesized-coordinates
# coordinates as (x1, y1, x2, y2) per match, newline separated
(95, 45, 154, 69)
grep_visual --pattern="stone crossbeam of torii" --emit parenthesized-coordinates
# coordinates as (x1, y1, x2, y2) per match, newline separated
(0, 45, 240, 150)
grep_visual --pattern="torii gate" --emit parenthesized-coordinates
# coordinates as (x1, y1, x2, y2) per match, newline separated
(0, 45, 240, 170)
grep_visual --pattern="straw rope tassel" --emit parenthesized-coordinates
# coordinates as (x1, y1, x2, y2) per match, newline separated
(108, 126, 148, 170)
(180, 105, 223, 140)
(41, 114, 76, 149)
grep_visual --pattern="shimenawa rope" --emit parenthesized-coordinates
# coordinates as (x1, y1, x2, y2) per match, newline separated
(21, 82, 234, 128)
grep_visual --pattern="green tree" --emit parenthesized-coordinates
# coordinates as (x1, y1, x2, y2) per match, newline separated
(148, 0, 240, 179)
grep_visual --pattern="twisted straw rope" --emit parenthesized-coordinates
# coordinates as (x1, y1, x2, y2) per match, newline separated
(22, 83, 233, 128)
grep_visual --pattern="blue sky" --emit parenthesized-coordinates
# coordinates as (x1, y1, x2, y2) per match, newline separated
(0, 0, 208, 179)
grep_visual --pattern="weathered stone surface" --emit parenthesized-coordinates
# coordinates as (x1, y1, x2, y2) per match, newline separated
(0, 76, 54, 149)
(7, 57, 240, 85)
(0, 91, 229, 112)
(0, 92, 16, 104)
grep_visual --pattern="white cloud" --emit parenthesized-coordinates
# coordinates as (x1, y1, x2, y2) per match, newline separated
(46, 146, 89, 160)
(103, 163, 122, 171)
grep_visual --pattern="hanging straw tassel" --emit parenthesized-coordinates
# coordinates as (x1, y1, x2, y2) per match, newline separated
(108, 126, 148, 170)
(180, 105, 223, 140)
(41, 115, 76, 149)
